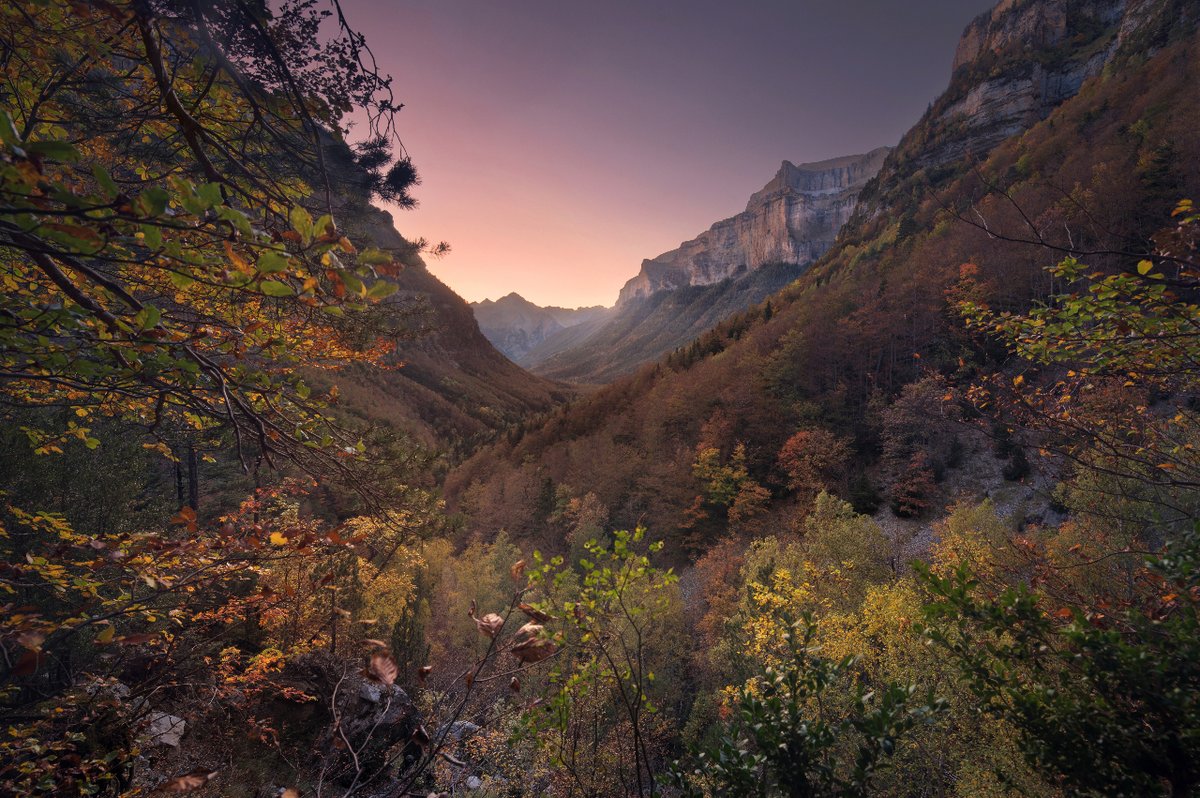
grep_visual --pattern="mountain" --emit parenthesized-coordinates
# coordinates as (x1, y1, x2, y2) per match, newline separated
(471, 293, 611, 364)
(316, 200, 576, 452)
(447, 0, 1200, 546)
(617, 147, 891, 304)
(529, 263, 803, 384)
(523, 148, 889, 383)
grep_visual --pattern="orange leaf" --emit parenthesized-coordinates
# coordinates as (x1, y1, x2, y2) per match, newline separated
(156, 770, 218, 793)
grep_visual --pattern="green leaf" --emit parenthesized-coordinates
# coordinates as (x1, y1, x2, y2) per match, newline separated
(260, 280, 295, 297)
(367, 280, 398, 300)
(257, 249, 291, 274)
(0, 111, 19, 146)
(134, 187, 169, 218)
(91, 165, 119, 199)
(340, 271, 365, 297)
(216, 205, 252, 238)
(314, 213, 334, 237)
(135, 305, 161, 330)
(197, 182, 223, 208)
(289, 205, 314, 244)
(141, 224, 163, 250)
(357, 247, 394, 266)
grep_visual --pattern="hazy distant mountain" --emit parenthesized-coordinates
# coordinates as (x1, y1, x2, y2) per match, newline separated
(471, 293, 611, 364)
(305, 201, 576, 453)
(530, 263, 803, 384)
(522, 148, 888, 383)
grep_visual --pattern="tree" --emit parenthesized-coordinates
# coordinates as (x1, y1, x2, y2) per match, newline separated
(777, 428, 852, 498)
(919, 524, 1200, 797)
(522, 529, 682, 798)
(889, 450, 936, 518)
(0, 0, 421, 500)
(957, 200, 1200, 521)
(0, 2, 445, 793)
(669, 614, 941, 798)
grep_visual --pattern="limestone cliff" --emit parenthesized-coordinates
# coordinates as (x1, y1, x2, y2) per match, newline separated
(616, 147, 890, 305)
(858, 0, 1191, 214)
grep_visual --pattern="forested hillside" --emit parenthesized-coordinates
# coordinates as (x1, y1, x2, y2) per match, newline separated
(448, 0, 1200, 550)
(4, 1, 1200, 797)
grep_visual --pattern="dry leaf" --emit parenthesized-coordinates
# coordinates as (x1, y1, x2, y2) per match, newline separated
(280, 789, 301, 798)
(367, 651, 399, 686)
(157, 770, 218, 792)
(410, 724, 431, 750)
(509, 676, 521, 692)
(510, 559, 527, 582)
(511, 623, 556, 664)
(518, 602, 554, 623)
(474, 613, 504, 638)
(417, 665, 432, 684)
(361, 638, 388, 649)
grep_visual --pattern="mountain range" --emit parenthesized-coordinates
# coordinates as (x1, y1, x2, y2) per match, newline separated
(472, 147, 890, 383)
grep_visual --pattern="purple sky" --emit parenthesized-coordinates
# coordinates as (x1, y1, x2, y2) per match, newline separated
(341, 0, 995, 308)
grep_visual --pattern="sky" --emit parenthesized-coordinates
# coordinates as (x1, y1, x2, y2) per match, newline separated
(340, 0, 995, 308)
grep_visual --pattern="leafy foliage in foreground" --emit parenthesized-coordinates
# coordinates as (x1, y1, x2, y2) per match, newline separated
(920, 525, 1200, 797)
(0, 0, 417, 494)
(671, 614, 943, 798)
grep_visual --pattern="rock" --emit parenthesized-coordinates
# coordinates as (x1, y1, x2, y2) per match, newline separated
(440, 720, 479, 742)
(466, 775, 483, 789)
(359, 681, 384, 704)
(144, 712, 186, 747)
(615, 148, 890, 305)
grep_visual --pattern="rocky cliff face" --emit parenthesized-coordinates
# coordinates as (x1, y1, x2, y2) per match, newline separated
(858, 0, 1188, 214)
(616, 148, 890, 305)
(472, 293, 611, 364)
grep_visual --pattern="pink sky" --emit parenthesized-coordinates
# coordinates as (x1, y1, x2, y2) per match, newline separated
(342, 0, 992, 308)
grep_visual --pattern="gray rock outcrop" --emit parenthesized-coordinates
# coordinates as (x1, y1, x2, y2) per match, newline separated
(615, 147, 890, 305)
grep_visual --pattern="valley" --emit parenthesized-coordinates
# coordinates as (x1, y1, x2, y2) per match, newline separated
(2, 0, 1199, 796)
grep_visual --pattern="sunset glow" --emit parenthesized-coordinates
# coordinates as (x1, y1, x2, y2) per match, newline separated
(346, 0, 993, 307)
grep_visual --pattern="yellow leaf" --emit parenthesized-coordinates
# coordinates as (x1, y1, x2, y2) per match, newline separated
(269, 531, 290, 546)
(96, 625, 115, 644)
(223, 240, 251, 273)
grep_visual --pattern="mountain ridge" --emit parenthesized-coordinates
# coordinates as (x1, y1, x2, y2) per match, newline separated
(616, 146, 890, 305)
(471, 293, 611, 364)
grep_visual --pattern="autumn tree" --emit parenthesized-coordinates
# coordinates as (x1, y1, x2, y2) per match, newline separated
(0, 0, 421, 498)
(0, 1, 446, 793)
(920, 525, 1200, 797)
(777, 427, 852, 501)
(670, 614, 942, 798)
(958, 200, 1200, 527)
(522, 529, 683, 798)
